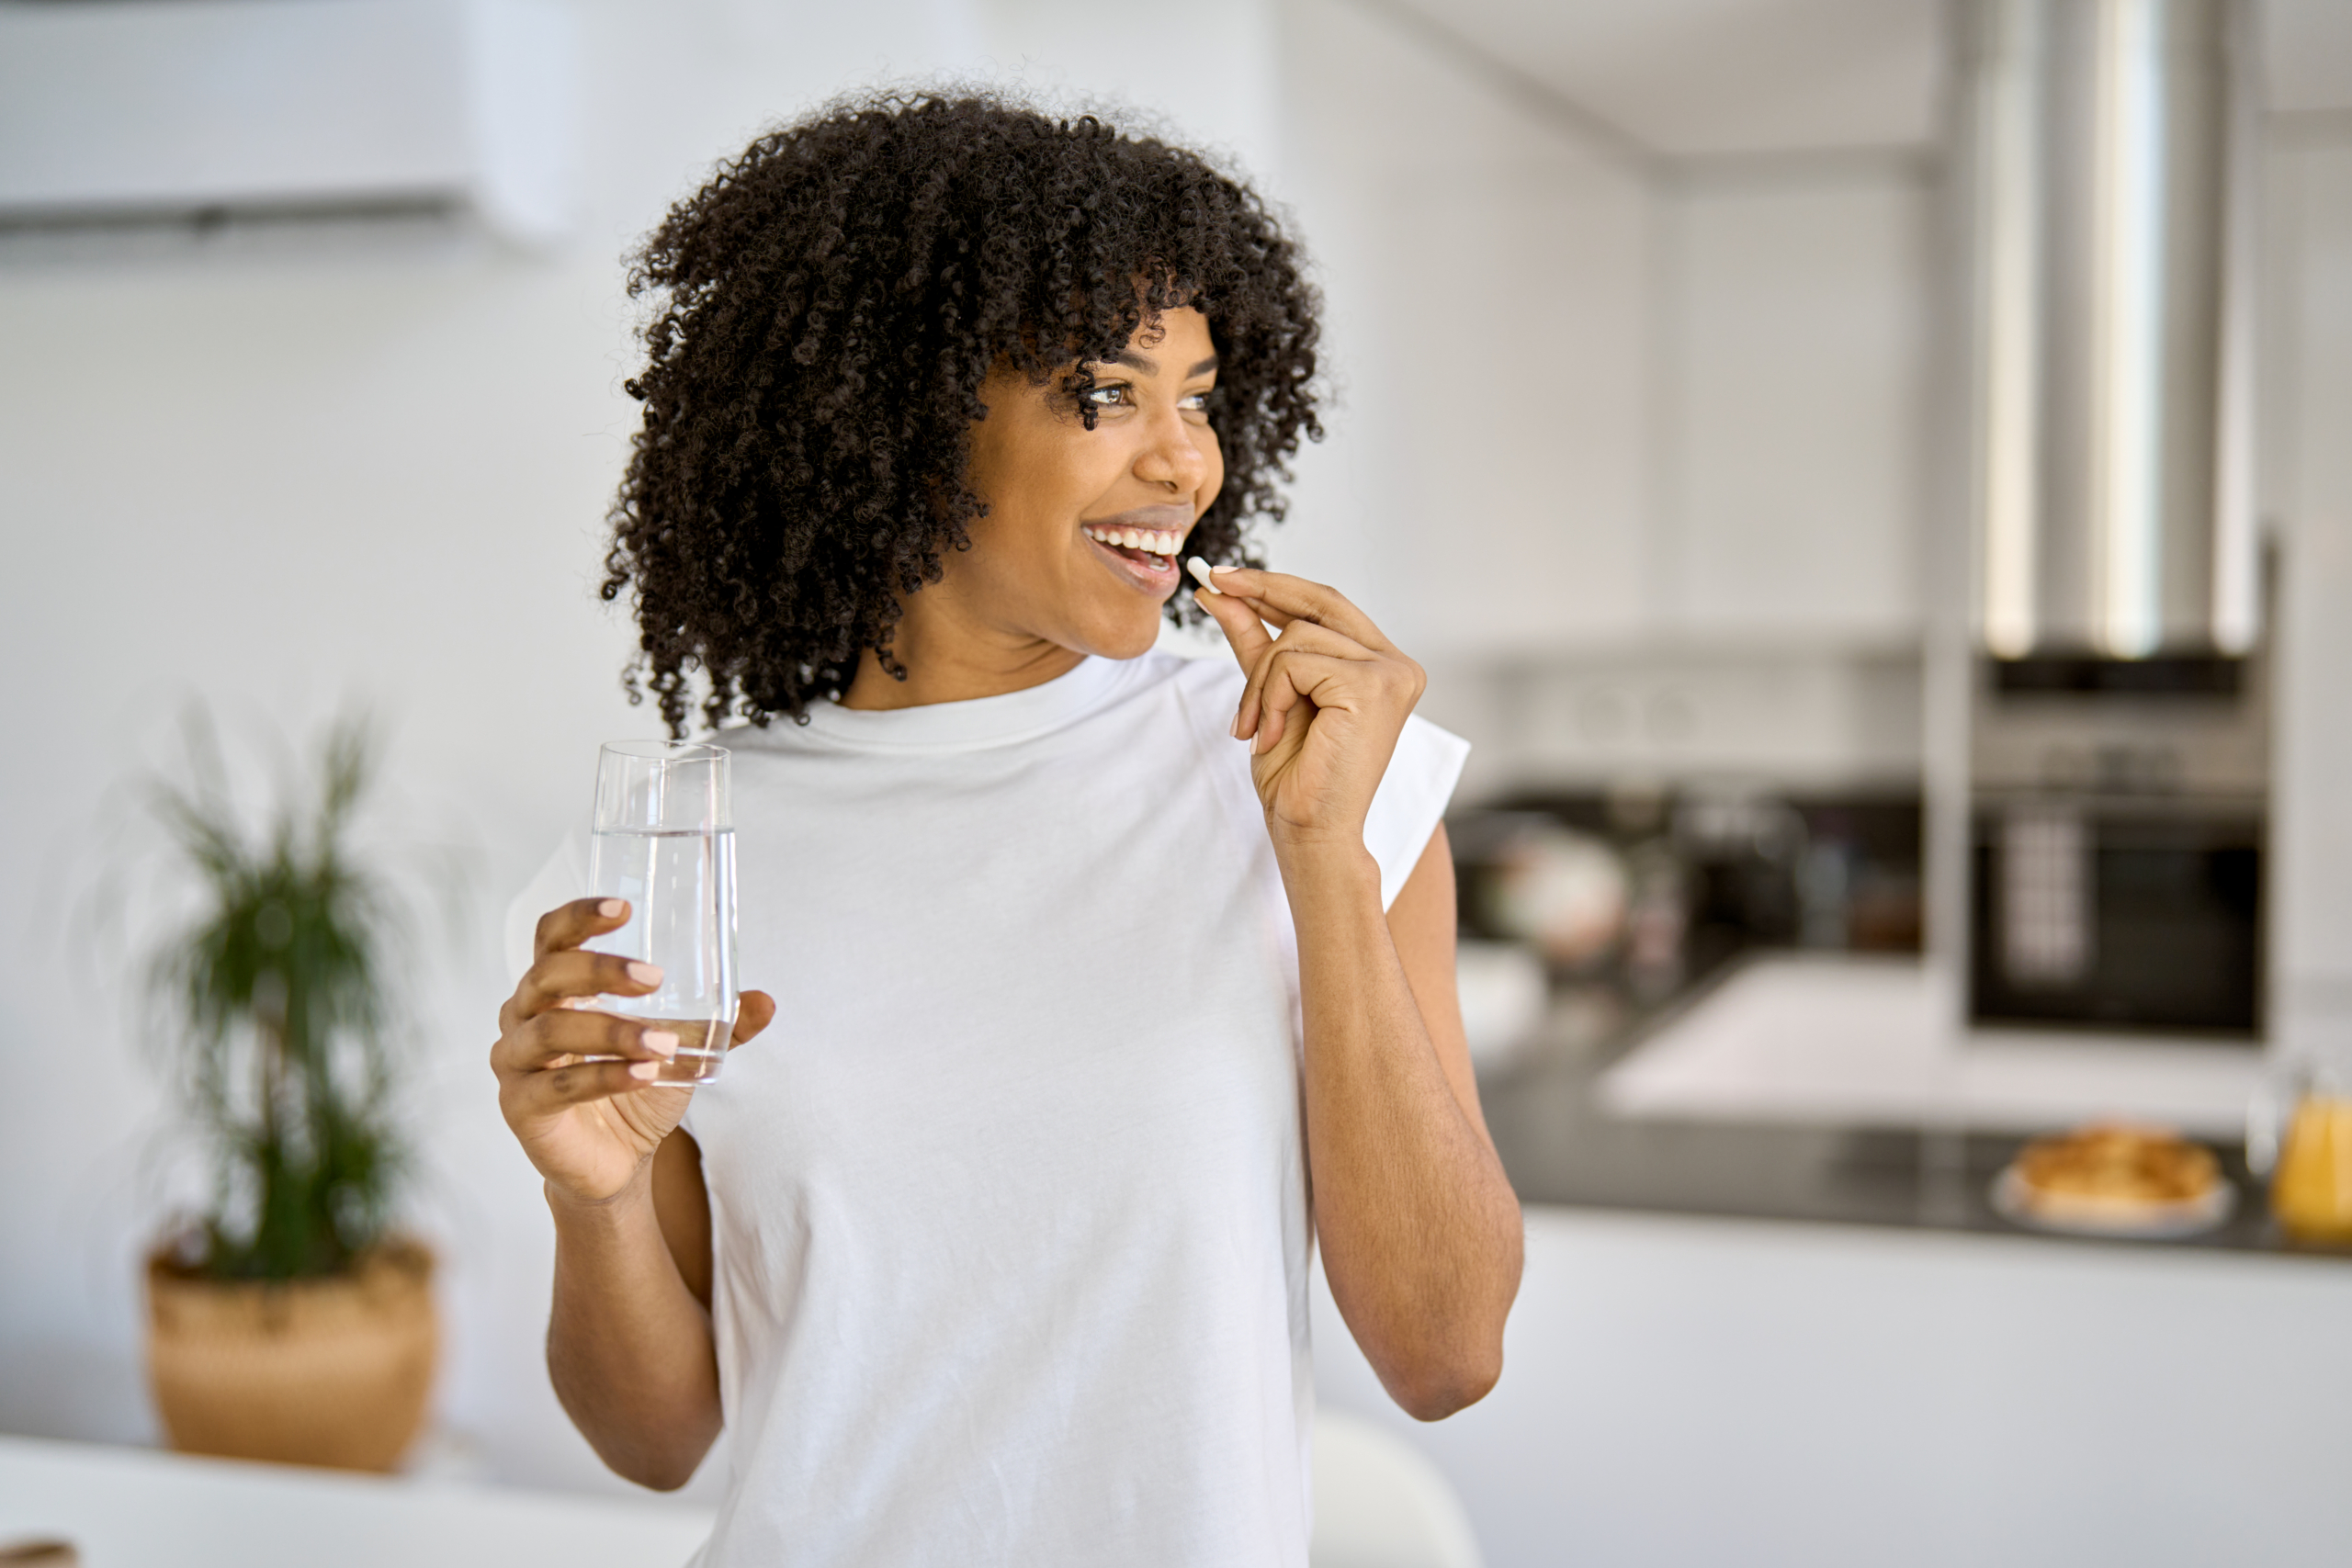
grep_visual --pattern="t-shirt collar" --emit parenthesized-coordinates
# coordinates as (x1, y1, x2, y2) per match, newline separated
(789, 655, 1133, 751)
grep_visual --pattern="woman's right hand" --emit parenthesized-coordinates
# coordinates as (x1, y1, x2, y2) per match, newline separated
(492, 897, 775, 1206)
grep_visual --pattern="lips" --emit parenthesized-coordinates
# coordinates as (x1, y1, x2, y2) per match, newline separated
(1080, 523, 1184, 593)
(1078, 504, 1193, 595)
(1081, 523, 1184, 557)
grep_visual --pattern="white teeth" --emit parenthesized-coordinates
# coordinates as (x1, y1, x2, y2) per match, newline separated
(1085, 524, 1183, 560)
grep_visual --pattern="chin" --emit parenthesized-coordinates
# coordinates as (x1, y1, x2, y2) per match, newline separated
(1078, 603, 1173, 661)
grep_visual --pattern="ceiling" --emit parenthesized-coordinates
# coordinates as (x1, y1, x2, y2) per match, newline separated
(1384, 0, 2352, 160)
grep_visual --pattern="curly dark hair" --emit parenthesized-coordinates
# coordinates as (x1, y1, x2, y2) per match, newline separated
(601, 90, 1324, 734)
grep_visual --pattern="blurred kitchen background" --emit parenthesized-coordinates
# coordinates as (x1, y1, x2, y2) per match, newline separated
(6, 1, 2352, 1564)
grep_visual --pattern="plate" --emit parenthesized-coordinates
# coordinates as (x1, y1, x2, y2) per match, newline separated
(1990, 1163, 2237, 1239)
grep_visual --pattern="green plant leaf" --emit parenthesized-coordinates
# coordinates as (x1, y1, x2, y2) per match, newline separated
(145, 708, 409, 1281)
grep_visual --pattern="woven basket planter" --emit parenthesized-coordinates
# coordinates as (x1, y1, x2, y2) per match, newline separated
(144, 1237, 436, 1472)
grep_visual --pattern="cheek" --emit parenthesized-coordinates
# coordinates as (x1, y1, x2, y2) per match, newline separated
(1196, 428, 1226, 510)
(1028, 420, 1126, 513)
(967, 422, 1089, 555)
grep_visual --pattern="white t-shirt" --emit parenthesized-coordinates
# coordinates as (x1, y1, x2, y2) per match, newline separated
(508, 651, 1467, 1567)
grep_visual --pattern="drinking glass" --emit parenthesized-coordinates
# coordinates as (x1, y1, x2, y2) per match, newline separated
(585, 740, 737, 1085)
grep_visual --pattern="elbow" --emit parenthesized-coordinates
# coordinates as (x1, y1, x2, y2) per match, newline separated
(594, 1429, 715, 1493)
(1384, 1344, 1504, 1423)
(623, 1455, 701, 1494)
(551, 1374, 718, 1493)
(1346, 1220, 1522, 1422)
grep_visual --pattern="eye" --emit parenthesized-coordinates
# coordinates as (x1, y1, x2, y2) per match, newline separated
(1181, 386, 1216, 416)
(1080, 381, 1132, 410)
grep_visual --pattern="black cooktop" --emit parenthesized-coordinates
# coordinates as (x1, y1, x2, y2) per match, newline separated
(1477, 971, 2337, 1260)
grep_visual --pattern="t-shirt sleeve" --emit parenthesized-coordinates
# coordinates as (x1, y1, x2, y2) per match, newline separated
(503, 829, 593, 985)
(1363, 715, 1471, 911)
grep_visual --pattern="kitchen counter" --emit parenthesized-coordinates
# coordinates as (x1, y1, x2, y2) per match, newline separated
(1478, 953, 2336, 1258)
(0, 1436, 715, 1568)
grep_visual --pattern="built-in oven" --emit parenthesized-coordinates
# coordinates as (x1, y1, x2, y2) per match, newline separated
(1964, 652, 2268, 1041)
(1969, 798, 2261, 1034)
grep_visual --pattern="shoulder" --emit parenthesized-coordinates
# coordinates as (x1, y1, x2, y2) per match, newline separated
(1113, 649, 1247, 745)
(709, 714, 820, 757)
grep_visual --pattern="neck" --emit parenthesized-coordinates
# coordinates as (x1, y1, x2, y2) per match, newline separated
(838, 597, 1086, 711)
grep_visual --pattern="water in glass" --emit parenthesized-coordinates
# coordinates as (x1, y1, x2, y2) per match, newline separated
(584, 740, 737, 1085)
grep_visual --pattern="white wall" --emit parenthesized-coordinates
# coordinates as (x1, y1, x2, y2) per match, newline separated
(978, 0, 1283, 183)
(0, 0, 1286, 1500)
(0, 222, 654, 1489)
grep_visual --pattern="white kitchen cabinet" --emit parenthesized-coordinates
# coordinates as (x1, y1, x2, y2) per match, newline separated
(1274, 0, 1657, 658)
(1363, 157, 1657, 658)
(1316, 1207, 2352, 1568)
(1662, 167, 1932, 644)
(2271, 135, 2352, 996)
(1275, 0, 1932, 661)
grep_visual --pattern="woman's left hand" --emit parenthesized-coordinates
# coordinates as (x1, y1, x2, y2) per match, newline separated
(1194, 567, 1426, 854)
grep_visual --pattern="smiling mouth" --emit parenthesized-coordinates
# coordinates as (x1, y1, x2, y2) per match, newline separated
(1082, 523, 1185, 558)
(1081, 523, 1186, 590)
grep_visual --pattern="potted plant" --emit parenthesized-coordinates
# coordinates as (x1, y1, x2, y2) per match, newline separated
(141, 716, 435, 1472)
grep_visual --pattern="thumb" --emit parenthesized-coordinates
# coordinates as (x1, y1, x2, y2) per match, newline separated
(729, 990, 777, 1048)
(1194, 584, 1274, 673)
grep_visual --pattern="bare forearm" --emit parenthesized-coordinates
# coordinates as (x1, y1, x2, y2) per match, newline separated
(546, 1180, 723, 1489)
(1283, 841, 1522, 1418)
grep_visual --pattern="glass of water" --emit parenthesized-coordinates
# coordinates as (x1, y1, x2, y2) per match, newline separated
(586, 740, 737, 1085)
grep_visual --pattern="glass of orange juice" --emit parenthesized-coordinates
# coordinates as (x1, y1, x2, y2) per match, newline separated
(2256, 1049, 2352, 1245)
(2271, 1096, 2352, 1244)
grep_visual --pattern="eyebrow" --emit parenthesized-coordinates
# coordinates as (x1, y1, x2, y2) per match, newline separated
(1109, 351, 1220, 378)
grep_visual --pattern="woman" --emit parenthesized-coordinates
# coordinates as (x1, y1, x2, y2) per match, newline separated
(493, 94, 1522, 1565)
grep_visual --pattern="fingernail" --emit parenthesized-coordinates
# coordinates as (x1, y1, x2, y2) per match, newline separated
(598, 898, 624, 918)
(1187, 557, 1223, 595)
(644, 1030, 679, 1058)
(629, 1061, 661, 1080)
(627, 961, 662, 986)
(1231, 713, 1243, 739)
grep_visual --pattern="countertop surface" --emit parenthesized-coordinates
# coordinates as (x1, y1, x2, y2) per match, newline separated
(0, 1436, 715, 1568)
(1478, 953, 2340, 1259)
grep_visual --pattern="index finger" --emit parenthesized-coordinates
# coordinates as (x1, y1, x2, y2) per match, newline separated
(1199, 568, 1390, 651)
(533, 897, 630, 962)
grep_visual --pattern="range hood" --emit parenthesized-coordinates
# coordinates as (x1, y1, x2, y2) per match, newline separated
(1958, 0, 2259, 660)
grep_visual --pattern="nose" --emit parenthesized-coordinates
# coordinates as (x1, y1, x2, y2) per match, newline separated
(1132, 401, 1209, 494)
